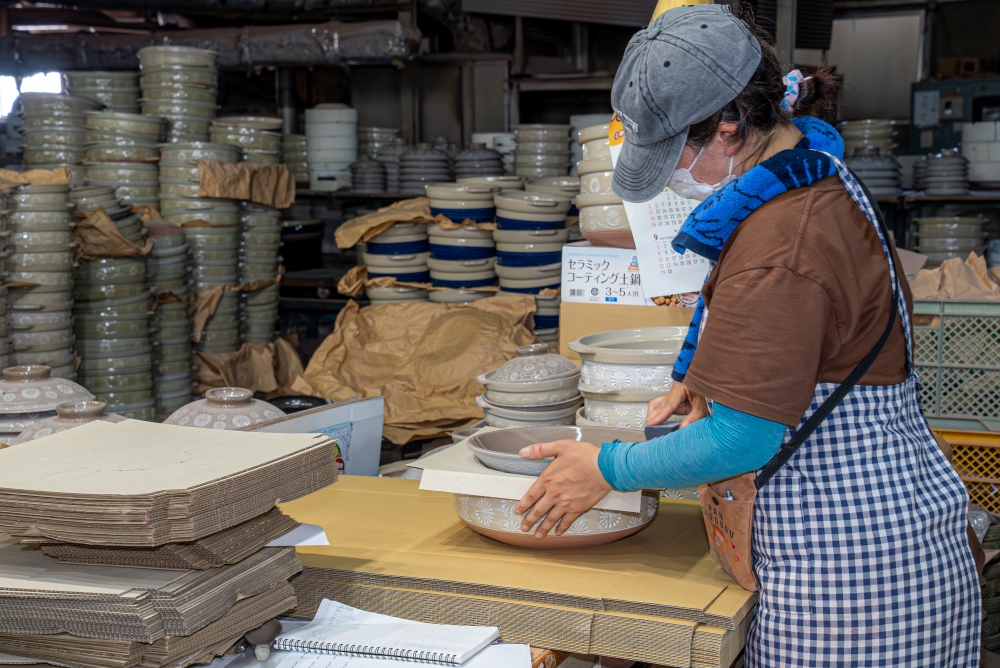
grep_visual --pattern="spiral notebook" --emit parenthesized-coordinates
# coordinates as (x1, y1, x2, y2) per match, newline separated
(273, 600, 500, 665)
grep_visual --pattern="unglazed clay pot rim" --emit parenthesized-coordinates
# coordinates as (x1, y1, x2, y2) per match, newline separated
(3, 365, 51, 382)
(205, 386, 254, 407)
(55, 400, 107, 419)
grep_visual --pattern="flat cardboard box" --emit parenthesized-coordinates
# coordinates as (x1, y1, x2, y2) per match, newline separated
(559, 302, 694, 361)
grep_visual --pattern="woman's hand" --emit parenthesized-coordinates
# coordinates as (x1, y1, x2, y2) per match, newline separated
(647, 381, 709, 427)
(514, 440, 612, 539)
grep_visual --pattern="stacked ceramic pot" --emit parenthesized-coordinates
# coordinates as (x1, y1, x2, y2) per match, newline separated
(571, 327, 687, 429)
(524, 175, 582, 241)
(472, 132, 516, 174)
(924, 149, 969, 196)
(305, 104, 357, 191)
(64, 71, 140, 113)
(0, 190, 11, 370)
(376, 139, 408, 192)
(137, 46, 219, 143)
(11, 399, 127, 444)
(282, 134, 310, 186)
(845, 148, 902, 197)
(915, 216, 985, 267)
(163, 386, 285, 430)
(350, 159, 386, 194)
(457, 175, 524, 191)
(7, 185, 77, 379)
(475, 343, 581, 428)
(399, 144, 452, 195)
(0, 365, 95, 445)
(358, 127, 399, 159)
(70, 185, 144, 246)
(513, 124, 572, 178)
(239, 203, 282, 345)
(210, 116, 283, 164)
(423, 183, 497, 298)
(362, 223, 430, 283)
(19, 93, 101, 184)
(82, 111, 164, 208)
(158, 141, 238, 206)
(453, 144, 505, 179)
(838, 119, 895, 157)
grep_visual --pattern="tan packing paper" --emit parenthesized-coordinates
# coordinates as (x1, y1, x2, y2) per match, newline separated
(192, 339, 304, 397)
(190, 268, 284, 343)
(0, 167, 70, 189)
(334, 198, 494, 249)
(72, 208, 154, 263)
(337, 266, 500, 299)
(299, 296, 537, 444)
(280, 477, 755, 667)
(909, 252, 1000, 300)
(197, 160, 294, 210)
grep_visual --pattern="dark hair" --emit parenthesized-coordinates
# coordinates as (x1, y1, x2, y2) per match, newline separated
(687, 4, 843, 161)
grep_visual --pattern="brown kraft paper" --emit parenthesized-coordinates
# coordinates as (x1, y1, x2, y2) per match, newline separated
(197, 160, 295, 210)
(699, 473, 758, 592)
(193, 338, 303, 397)
(0, 166, 70, 189)
(190, 267, 284, 343)
(72, 207, 153, 263)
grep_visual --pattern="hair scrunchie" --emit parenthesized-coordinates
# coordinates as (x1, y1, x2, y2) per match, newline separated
(780, 69, 813, 112)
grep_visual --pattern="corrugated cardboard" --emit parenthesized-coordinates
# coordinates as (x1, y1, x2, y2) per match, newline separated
(558, 302, 694, 361)
(279, 477, 755, 666)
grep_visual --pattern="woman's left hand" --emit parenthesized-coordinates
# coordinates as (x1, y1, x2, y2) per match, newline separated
(514, 440, 612, 539)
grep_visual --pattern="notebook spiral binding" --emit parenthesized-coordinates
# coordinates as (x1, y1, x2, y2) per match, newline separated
(272, 638, 462, 665)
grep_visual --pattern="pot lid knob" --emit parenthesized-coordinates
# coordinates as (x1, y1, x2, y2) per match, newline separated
(516, 343, 550, 357)
(205, 387, 254, 407)
(56, 400, 107, 419)
(3, 365, 50, 382)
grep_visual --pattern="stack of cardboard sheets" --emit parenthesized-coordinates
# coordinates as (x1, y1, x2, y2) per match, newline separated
(280, 477, 757, 668)
(0, 420, 338, 668)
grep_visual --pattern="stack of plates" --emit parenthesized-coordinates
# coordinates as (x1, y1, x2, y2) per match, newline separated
(472, 132, 516, 174)
(282, 134, 309, 185)
(924, 148, 969, 196)
(82, 111, 164, 207)
(64, 71, 140, 113)
(358, 127, 399, 159)
(137, 46, 219, 143)
(158, 141, 238, 204)
(375, 139, 408, 193)
(305, 104, 357, 192)
(514, 124, 572, 178)
(350, 158, 386, 194)
(210, 116, 283, 164)
(475, 344, 581, 428)
(915, 216, 985, 267)
(453, 143, 504, 179)
(399, 144, 452, 195)
(363, 223, 429, 283)
(845, 148, 902, 197)
(18, 93, 101, 179)
(239, 203, 282, 346)
(145, 221, 193, 420)
(839, 119, 895, 157)
(7, 184, 76, 378)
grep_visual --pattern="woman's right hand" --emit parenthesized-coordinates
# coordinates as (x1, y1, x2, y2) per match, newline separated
(647, 381, 709, 427)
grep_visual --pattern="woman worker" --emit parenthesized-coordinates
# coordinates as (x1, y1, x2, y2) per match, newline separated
(514, 5, 981, 664)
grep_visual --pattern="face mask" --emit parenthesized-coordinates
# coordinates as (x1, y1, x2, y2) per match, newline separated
(667, 146, 736, 201)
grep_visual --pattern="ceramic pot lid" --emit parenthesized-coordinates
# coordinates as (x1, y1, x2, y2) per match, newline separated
(162, 386, 285, 429)
(0, 365, 94, 414)
(11, 400, 127, 444)
(491, 343, 578, 383)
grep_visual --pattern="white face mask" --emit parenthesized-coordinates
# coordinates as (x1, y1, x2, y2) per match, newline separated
(667, 146, 736, 201)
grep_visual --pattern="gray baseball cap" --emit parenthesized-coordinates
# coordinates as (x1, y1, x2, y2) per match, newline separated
(611, 5, 762, 203)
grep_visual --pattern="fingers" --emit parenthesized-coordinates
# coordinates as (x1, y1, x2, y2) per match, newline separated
(514, 478, 545, 515)
(533, 506, 565, 539)
(520, 493, 555, 532)
(518, 439, 579, 459)
(679, 394, 710, 427)
(646, 390, 682, 425)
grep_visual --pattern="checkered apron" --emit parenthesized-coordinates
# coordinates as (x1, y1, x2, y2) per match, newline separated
(742, 159, 982, 666)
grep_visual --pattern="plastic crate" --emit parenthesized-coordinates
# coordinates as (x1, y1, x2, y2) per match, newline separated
(914, 299, 1000, 422)
(933, 428, 1000, 513)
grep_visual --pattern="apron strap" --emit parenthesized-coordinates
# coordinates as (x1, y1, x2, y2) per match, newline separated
(754, 168, 899, 490)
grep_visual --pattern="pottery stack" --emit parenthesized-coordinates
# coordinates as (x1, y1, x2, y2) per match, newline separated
(472, 132, 516, 174)
(64, 71, 141, 113)
(163, 386, 285, 429)
(82, 111, 165, 208)
(457, 175, 525, 191)
(210, 116, 283, 165)
(0, 190, 11, 370)
(399, 144, 452, 195)
(424, 183, 498, 300)
(305, 104, 358, 192)
(350, 159, 387, 194)
(924, 148, 969, 196)
(8, 184, 77, 379)
(375, 139, 408, 193)
(282, 134, 310, 186)
(137, 46, 219, 143)
(453, 143, 505, 179)
(915, 216, 985, 267)
(0, 365, 95, 445)
(18, 93, 101, 184)
(838, 119, 895, 157)
(513, 124, 572, 178)
(844, 148, 903, 197)
(239, 203, 282, 345)
(475, 343, 582, 428)
(358, 127, 399, 159)
(362, 222, 430, 284)
(158, 141, 237, 208)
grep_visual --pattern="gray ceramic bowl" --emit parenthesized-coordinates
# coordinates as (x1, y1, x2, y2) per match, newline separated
(467, 425, 643, 476)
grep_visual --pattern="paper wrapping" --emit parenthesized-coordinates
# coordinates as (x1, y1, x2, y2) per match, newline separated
(0, 167, 70, 189)
(71, 208, 153, 263)
(193, 338, 304, 398)
(298, 295, 537, 444)
(190, 268, 284, 342)
(334, 198, 495, 249)
(910, 252, 1000, 300)
(197, 159, 295, 210)
(336, 265, 501, 298)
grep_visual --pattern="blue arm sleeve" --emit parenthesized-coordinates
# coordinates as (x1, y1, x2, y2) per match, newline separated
(597, 402, 786, 491)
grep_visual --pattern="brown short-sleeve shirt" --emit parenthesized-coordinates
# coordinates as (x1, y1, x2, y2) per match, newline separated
(682, 176, 912, 426)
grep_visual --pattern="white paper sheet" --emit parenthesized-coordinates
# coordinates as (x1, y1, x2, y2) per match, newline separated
(267, 523, 329, 547)
(274, 643, 530, 668)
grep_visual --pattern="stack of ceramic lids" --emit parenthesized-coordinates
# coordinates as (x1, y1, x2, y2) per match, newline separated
(18, 93, 101, 182)
(82, 111, 164, 208)
(282, 134, 309, 185)
(358, 127, 399, 159)
(472, 132, 516, 174)
(8, 185, 77, 379)
(399, 144, 452, 195)
(915, 216, 985, 267)
(475, 343, 581, 428)
(845, 147, 902, 197)
(923, 148, 969, 196)
(839, 119, 895, 156)
(0, 366, 94, 444)
(239, 203, 282, 345)
(64, 71, 140, 113)
(362, 223, 430, 283)
(453, 143, 505, 179)
(137, 46, 219, 143)
(210, 116, 283, 164)
(375, 139, 408, 193)
(350, 158, 386, 194)
(514, 124, 572, 178)
(305, 104, 357, 192)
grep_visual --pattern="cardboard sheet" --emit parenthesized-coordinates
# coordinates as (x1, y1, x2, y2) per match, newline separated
(409, 442, 642, 513)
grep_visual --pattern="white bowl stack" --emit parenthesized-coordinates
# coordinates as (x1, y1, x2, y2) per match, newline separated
(7, 184, 76, 379)
(924, 148, 969, 196)
(453, 144, 505, 179)
(305, 104, 357, 192)
(137, 46, 219, 143)
(358, 127, 399, 159)
(961, 122, 1000, 189)
(210, 116, 283, 164)
(514, 124, 572, 178)
(839, 119, 895, 156)
(844, 148, 902, 197)
(375, 139, 408, 193)
(18, 93, 101, 184)
(82, 111, 165, 208)
(64, 71, 141, 113)
(399, 144, 452, 195)
(238, 203, 282, 345)
(351, 158, 387, 194)
(282, 134, 310, 186)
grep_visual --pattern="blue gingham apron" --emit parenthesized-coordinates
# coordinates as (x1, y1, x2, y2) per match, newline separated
(740, 159, 982, 666)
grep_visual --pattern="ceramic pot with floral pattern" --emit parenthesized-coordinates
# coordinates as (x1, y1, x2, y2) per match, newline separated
(163, 386, 285, 430)
(11, 400, 127, 444)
